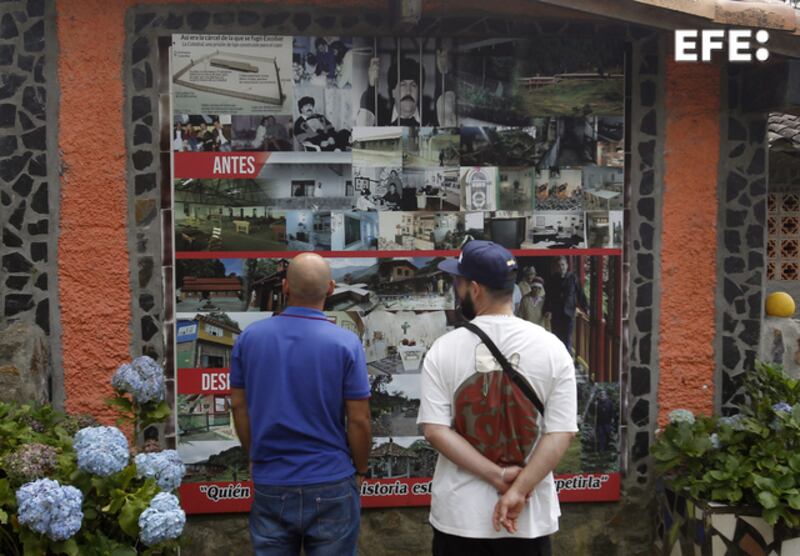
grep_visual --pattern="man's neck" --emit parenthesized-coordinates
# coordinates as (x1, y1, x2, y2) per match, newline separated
(475, 302, 514, 317)
(286, 302, 325, 312)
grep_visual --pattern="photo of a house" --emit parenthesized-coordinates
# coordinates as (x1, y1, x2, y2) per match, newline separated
(176, 259, 248, 312)
(176, 312, 242, 369)
(178, 394, 236, 442)
(352, 126, 404, 167)
(367, 437, 437, 479)
(326, 257, 455, 311)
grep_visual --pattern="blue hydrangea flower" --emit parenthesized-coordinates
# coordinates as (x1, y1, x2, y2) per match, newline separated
(773, 402, 793, 414)
(668, 409, 695, 425)
(135, 451, 186, 492)
(112, 356, 166, 404)
(16, 478, 83, 541)
(138, 492, 186, 546)
(73, 426, 129, 476)
(709, 433, 720, 449)
(718, 414, 745, 431)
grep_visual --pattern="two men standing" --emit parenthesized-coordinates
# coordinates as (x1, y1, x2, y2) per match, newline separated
(231, 244, 577, 555)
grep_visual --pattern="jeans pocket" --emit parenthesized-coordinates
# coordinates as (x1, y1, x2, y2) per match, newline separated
(315, 491, 354, 541)
(251, 487, 287, 530)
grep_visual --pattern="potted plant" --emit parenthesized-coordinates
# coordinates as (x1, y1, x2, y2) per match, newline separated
(653, 361, 800, 555)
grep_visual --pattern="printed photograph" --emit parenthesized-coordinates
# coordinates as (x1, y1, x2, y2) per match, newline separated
(497, 167, 535, 212)
(367, 436, 437, 479)
(172, 115, 232, 153)
(285, 210, 336, 251)
(404, 127, 459, 168)
(460, 167, 498, 212)
(293, 87, 352, 152)
(352, 37, 456, 127)
(483, 211, 531, 249)
(361, 310, 451, 375)
(260, 161, 357, 210)
(459, 126, 541, 167)
(327, 257, 455, 312)
(176, 259, 248, 312)
(597, 116, 624, 167)
(534, 167, 583, 211)
(583, 166, 624, 211)
(293, 36, 353, 89)
(174, 180, 288, 252)
(230, 115, 293, 151)
(352, 127, 404, 167)
(586, 211, 623, 249)
(175, 311, 265, 369)
(378, 212, 464, 250)
(172, 34, 294, 116)
(512, 255, 622, 474)
(352, 166, 405, 211)
(179, 442, 249, 483)
(403, 167, 461, 211)
(455, 37, 623, 124)
(178, 394, 236, 442)
(285, 210, 378, 251)
(524, 211, 586, 249)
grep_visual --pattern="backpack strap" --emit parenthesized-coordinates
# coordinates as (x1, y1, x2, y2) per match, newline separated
(458, 321, 545, 416)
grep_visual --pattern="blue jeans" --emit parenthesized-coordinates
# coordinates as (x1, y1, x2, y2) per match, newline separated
(249, 476, 360, 556)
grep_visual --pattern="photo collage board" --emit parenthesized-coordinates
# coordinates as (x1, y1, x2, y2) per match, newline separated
(170, 34, 626, 513)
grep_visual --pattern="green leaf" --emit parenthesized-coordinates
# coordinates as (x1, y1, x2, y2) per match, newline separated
(788, 494, 800, 510)
(51, 538, 79, 556)
(118, 500, 141, 538)
(110, 548, 138, 556)
(106, 396, 133, 412)
(758, 491, 779, 509)
(0, 508, 7, 524)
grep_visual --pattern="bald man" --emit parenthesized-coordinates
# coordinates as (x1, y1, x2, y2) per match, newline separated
(230, 253, 372, 556)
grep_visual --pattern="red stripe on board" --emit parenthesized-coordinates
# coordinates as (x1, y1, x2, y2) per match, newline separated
(177, 368, 230, 395)
(174, 249, 623, 259)
(180, 473, 621, 514)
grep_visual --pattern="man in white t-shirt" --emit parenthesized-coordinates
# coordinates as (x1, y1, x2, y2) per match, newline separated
(418, 240, 577, 555)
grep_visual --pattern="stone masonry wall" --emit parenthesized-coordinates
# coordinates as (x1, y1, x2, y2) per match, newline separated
(715, 65, 769, 414)
(0, 0, 61, 405)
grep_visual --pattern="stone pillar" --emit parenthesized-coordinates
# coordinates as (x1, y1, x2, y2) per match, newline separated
(0, 0, 61, 406)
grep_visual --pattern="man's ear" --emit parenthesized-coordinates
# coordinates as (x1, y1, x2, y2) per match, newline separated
(326, 280, 336, 297)
(281, 278, 289, 297)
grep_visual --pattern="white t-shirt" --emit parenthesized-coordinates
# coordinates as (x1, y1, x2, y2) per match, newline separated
(417, 315, 578, 539)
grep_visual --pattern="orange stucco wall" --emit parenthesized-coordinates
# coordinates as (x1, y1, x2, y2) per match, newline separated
(657, 59, 721, 426)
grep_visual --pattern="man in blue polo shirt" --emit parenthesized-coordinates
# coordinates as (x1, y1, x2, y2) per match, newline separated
(230, 252, 372, 556)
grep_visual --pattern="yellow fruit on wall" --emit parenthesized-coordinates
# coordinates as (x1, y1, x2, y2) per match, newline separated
(766, 292, 796, 317)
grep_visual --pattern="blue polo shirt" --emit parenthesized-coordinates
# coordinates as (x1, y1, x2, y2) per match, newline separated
(229, 306, 370, 486)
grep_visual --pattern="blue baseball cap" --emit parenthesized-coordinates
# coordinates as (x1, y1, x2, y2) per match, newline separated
(438, 240, 518, 289)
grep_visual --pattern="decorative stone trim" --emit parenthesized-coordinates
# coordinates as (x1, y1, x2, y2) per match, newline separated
(715, 65, 768, 414)
(0, 0, 61, 404)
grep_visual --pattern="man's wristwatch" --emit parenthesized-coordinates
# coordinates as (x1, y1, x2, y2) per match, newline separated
(355, 469, 368, 478)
